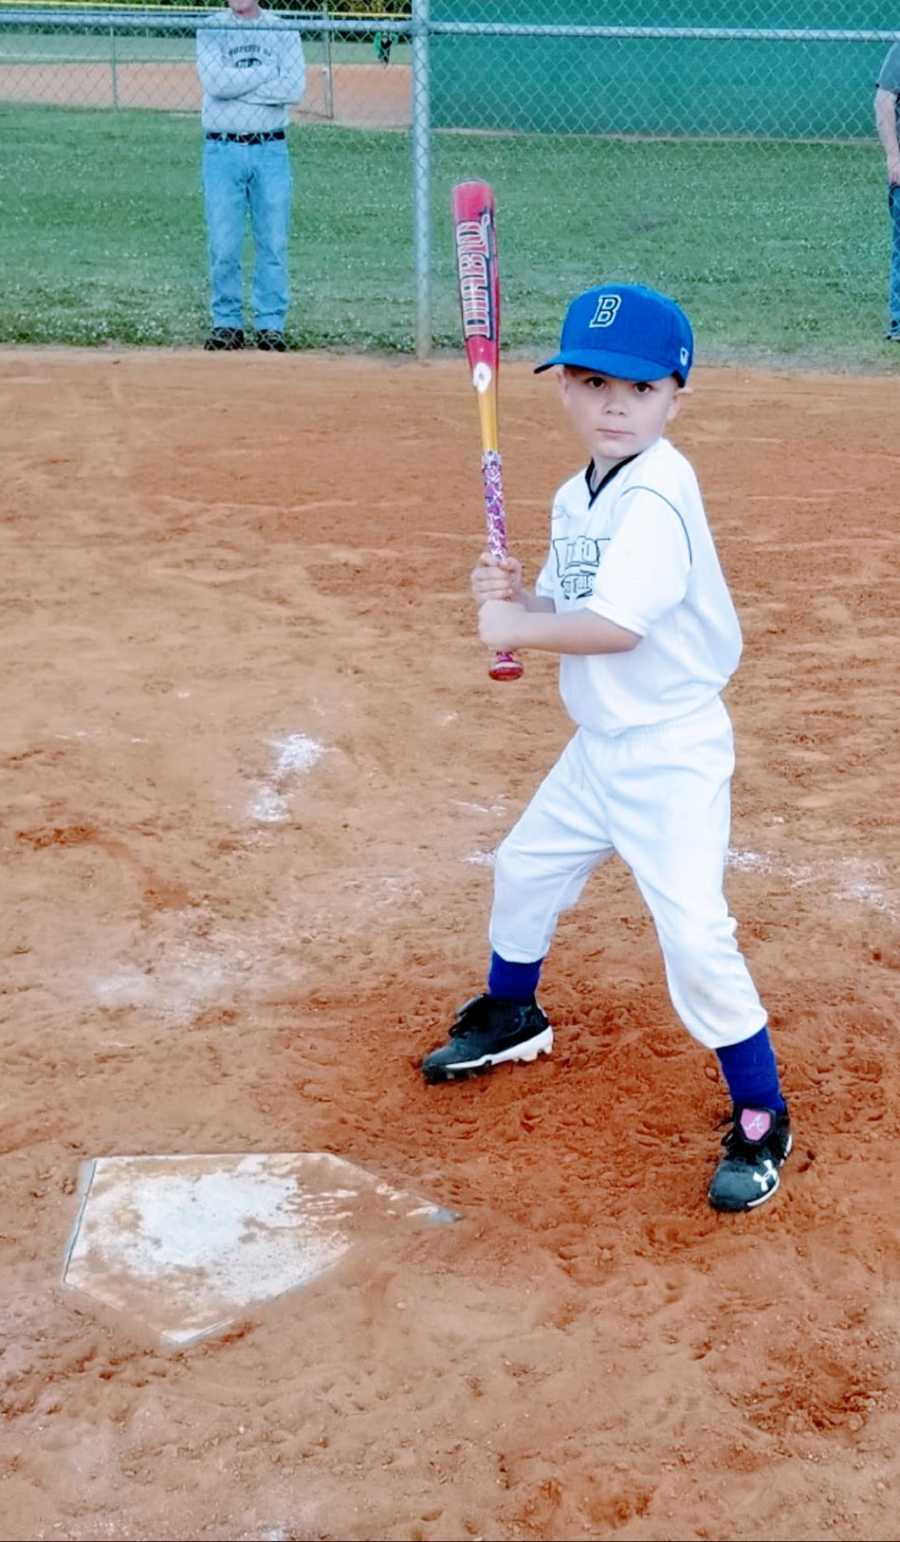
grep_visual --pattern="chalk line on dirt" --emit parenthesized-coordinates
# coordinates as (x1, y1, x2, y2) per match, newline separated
(247, 733, 329, 824)
(463, 842, 898, 917)
(91, 909, 309, 1021)
(729, 848, 897, 917)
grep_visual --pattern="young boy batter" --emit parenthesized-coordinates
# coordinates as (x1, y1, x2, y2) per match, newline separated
(422, 283, 791, 1213)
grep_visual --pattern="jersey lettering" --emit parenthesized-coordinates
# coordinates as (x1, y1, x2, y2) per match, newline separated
(552, 534, 608, 601)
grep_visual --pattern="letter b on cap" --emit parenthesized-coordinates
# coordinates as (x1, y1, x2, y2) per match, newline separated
(589, 294, 621, 329)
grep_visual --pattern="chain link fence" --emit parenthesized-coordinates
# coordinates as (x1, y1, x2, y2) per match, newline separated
(2, 3, 894, 135)
(430, 4, 896, 142)
(0, 5, 412, 123)
(0, 1, 896, 354)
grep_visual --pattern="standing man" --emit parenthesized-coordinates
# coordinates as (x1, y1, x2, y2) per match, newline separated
(197, 0, 305, 352)
(875, 38, 900, 342)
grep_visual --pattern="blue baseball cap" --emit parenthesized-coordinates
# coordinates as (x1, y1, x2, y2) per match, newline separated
(534, 282, 694, 384)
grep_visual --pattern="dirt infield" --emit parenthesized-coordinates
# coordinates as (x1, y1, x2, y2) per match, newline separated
(2, 348, 899, 1542)
(0, 60, 411, 126)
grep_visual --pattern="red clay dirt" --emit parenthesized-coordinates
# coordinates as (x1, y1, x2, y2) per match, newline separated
(0, 61, 412, 126)
(1, 349, 899, 1542)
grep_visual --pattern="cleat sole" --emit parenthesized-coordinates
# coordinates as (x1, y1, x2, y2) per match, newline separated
(422, 1029, 553, 1085)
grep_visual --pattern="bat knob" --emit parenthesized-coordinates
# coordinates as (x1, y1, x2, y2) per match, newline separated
(489, 653, 524, 682)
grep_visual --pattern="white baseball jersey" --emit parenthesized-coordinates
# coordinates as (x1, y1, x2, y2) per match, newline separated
(534, 437, 742, 736)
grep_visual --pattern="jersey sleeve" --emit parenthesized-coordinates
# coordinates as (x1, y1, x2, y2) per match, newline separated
(878, 42, 900, 92)
(585, 486, 691, 637)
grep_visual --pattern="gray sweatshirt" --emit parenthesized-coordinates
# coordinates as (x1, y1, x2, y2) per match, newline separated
(197, 10, 306, 134)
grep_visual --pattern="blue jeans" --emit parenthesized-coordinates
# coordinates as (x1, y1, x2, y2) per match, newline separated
(890, 184, 900, 330)
(202, 137, 293, 332)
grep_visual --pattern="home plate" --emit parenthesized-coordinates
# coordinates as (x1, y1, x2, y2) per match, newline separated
(62, 1152, 457, 1347)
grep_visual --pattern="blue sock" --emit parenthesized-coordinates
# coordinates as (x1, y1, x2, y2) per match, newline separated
(716, 1026, 785, 1111)
(487, 951, 543, 1003)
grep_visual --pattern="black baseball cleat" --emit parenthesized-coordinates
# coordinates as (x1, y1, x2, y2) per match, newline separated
(256, 329, 287, 352)
(421, 993, 552, 1084)
(708, 1103, 792, 1212)
(204, 326, 245, 351)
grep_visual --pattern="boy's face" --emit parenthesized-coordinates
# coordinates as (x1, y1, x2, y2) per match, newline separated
(558, 366, 682, 470)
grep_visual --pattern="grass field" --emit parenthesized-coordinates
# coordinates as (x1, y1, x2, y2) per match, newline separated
(0, 102, 895, 366)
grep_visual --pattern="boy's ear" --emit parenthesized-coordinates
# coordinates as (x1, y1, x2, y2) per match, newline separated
(666, 379, 692, 423)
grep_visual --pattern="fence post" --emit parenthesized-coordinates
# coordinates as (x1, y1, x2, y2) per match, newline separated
(411, 0, 431, 360)
(322, 3, 334, 121)
(110, 25, 119, 110)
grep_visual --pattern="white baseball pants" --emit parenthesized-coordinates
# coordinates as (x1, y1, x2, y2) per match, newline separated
(489, 697, 767, 1051)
